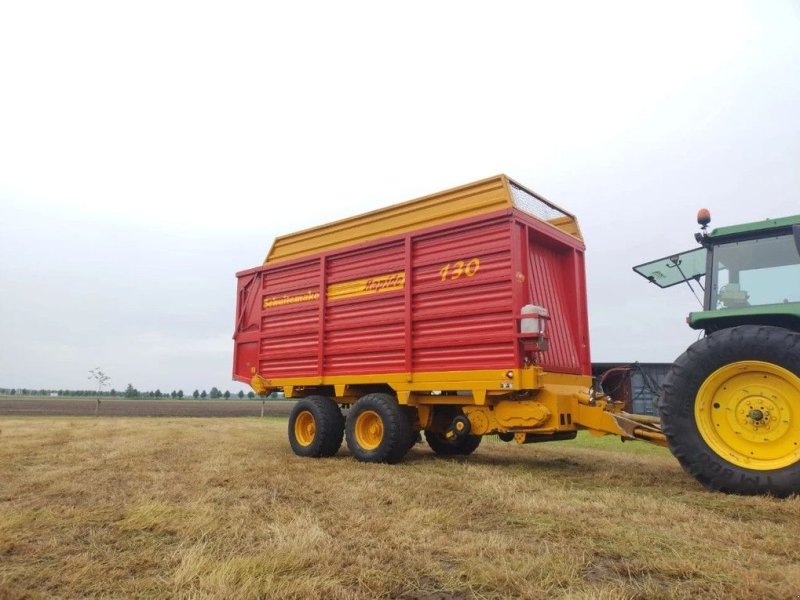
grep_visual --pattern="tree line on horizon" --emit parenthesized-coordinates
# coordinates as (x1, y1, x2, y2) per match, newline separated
(0, 385, 260, 399)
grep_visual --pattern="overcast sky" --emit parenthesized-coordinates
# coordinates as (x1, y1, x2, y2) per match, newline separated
(1, 1, 798, 392)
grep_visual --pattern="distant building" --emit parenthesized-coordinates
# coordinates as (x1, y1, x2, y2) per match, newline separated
(591, 362, 671, 416)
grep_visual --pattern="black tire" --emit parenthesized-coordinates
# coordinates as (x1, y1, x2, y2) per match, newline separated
(660, 325, 800, 497)
(425, 431, 482, 456)
(404, 406, 422, 451)
(345, 393, 413, 463)
(288, 396, 344, 458)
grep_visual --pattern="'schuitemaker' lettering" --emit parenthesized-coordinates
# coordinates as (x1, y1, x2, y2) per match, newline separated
(263, 291, 320, 309)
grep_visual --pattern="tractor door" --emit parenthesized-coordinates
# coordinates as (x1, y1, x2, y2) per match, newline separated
(633, 247, 707, 291)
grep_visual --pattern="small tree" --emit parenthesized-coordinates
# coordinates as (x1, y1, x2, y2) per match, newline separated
(192, 390, 199, 399)
(237, 390, 244, 399)
(124, 384, 138, 398)
(223, 390, 230, 399)
(88, 368, 110, 417)
(247, 391, 255, 399)
(200, 390, 208, 399)
(177, 390, 184, 399)
(154, 389, 162, 398)
(209, 387, 221, 399)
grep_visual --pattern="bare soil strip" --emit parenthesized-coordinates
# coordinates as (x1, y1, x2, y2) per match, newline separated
(0, 397, 294, 417)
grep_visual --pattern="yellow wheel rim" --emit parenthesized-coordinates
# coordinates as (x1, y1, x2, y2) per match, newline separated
(294, 410, 316, 446)
(695, 360, 800, 470)
(354, 410, 384, 450)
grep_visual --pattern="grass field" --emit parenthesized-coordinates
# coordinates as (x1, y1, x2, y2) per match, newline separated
(1, 417, 799, 599)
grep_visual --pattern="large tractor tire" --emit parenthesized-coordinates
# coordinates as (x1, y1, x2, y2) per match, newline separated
(425, 431, 482, 456)
(345, 393, 414, 463)
(660, 325, 800, 497)
(288, 396, 345, 458)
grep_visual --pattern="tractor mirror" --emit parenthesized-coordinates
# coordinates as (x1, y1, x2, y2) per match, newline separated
(794, 225, 800, 256)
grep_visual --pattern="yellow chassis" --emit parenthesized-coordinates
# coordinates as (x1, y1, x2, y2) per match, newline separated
(251, 366, 667, 447)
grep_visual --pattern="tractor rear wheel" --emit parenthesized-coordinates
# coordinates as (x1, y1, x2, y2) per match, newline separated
(425, 431, 482, 456)
(345, 393, 413, 463)
(660, 325, 800, 496)
(288, 396, 344, 458)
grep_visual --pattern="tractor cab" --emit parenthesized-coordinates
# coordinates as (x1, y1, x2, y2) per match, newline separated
(634, 213, 800, 333)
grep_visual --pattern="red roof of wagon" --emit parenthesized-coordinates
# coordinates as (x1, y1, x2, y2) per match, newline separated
(265, 175, 582, 264)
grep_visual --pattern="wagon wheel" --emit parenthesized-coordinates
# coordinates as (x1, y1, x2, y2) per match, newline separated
(424, 431, 482, 456)
(345, 393, 414, 463)
(287, 396, 345, 458)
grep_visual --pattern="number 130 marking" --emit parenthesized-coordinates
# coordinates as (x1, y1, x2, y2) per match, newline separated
(439, 258, 480, 281)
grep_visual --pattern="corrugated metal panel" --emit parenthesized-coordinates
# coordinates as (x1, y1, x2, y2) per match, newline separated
(263, 259, 319, 291)
(413, 343, 515, 371)
(326, 294, 405, 329)
(259, 355, 318, 377)
(528, 234, 583, 374)
(325, 350, 406, 375)
(412, 218, 515, 372)
(261, 309, 319, 337)
(260, 332, 318, 359)
(326, 241, 405, 283)
(255, 256, 321, 378)
(324, 295, 406, 374)
(233, 196, 590, 385)
(412, 282, 512, 320)
(324, 243, 406, 375)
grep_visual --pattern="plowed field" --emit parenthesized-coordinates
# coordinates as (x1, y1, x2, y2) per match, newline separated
(0, 397, 294, 417)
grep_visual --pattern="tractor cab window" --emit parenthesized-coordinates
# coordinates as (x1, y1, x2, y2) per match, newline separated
(711, 234, 800, 309)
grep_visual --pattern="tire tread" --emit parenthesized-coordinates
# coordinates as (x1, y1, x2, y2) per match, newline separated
(288, 396, 344, 458)
(660, 325, 800, 497)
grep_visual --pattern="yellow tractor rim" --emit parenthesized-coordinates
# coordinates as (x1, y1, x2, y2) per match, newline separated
(354, 410, 384, 450)
(294, 410, 316, 446)
(695, 360, 800, 471)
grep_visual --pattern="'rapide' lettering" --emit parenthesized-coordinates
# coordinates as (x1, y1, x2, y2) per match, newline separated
(363, 273, 405, 292)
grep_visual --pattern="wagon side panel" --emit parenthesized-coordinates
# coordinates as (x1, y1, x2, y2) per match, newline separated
(324, 240, 407, 375)
(411, 215, 517, 373)
(259, 258, 322, 379)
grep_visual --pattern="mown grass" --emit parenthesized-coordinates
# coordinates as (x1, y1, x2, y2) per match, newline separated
(0, 417, 798, 599)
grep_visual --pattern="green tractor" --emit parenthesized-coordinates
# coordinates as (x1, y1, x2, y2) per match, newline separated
(635, 211, 800, 496)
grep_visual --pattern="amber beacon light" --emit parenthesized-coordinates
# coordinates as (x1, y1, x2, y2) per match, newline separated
(697, 208, 711, 229)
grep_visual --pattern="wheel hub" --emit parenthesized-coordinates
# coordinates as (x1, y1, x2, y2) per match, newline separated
(354, 410, 384, 450)
(294, 410, 316, 447)
(695, 360, 800, 470)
